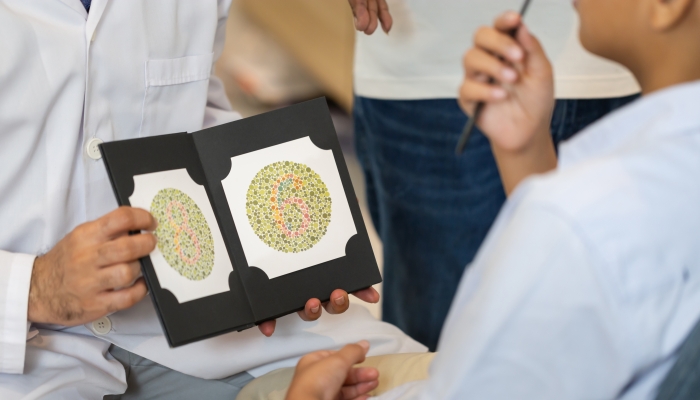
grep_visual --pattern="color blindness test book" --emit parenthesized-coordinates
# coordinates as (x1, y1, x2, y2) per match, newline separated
(100, 98, 381, 347)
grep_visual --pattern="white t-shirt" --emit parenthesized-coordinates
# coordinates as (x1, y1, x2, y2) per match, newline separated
(354, 0, 640, 100)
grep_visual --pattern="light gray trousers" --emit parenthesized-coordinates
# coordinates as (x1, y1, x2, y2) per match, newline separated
(104, 345, 255, 400)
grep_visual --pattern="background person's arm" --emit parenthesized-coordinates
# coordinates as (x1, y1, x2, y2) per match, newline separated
(459, 12, 557, 196)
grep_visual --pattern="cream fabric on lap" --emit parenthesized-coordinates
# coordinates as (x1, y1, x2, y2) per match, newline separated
(235, 353, 435, 400)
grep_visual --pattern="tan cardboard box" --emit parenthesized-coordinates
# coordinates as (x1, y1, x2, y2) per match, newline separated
(239, 0, 356, 111)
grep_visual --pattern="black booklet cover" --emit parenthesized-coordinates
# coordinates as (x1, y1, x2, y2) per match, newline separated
(100, 98, 382, 347)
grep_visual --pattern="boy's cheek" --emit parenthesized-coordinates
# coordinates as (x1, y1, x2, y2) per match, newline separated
(575, 0, 619, 58)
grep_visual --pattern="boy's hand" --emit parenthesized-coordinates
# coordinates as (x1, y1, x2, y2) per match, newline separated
(286, 341, 379, 400)
(459, 12, 555, 153)
(348, 0, 393, 34)
(258, 287, 380, 336)
(28, 207, 157, 326)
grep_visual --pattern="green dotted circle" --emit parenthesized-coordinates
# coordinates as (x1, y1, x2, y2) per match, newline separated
(151, 188, 215, 281)
(246, 161, 332, 253)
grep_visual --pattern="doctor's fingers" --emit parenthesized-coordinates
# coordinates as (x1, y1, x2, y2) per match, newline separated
(324, 289, 350, 315)
(257, 320, 276, 337)
(93, 206, 158, 241)
(298, 298, 324, 321)
(95, 233, 156, 268)
(98, 277, 148, 314)
(351, 287, 380, 304)
(95, 261, 142, 291)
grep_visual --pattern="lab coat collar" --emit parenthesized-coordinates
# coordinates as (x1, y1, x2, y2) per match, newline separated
(58, 0, 88, 18)
(56, 0, 108, 42)
(559, 80, 700, 170)
(85, 0, 109, 42)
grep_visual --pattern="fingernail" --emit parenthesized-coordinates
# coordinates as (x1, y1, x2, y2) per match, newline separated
(311, 305, 320, 314)
(334, 296, 346, 306)
(502, 68, 517, 82)
(493, 88, 507, 99)
(358, 340, 370, 351)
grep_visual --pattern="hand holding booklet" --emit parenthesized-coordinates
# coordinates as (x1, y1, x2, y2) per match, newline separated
(100, 98, 382, 347)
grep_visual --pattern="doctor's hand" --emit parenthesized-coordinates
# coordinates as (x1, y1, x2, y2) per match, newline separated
(459, 12, 557, 195)
(286, 341, 379, 400)
(348, 0, 393, 35)
(258, 287, 380, 336)
(28, 207, 157, 326)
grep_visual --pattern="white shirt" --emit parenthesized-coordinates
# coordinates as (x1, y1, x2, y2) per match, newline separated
(0, 1, 425, 397)
(377, 81, 700, 399)
(354, 0, 640, 100)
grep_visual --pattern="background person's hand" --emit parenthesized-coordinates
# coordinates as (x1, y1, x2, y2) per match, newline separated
(286, 341, 379, 400)
(28, 207, 157, 326)
(348, 0, 393, 35)
(459, 12, 555, 153)
(258, 287, 381, 336)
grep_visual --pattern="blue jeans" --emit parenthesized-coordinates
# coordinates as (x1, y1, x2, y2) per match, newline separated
(354, 94, 639, 351)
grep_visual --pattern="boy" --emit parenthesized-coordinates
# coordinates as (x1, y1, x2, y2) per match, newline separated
(282, 0, 700, 398)
(347, 0, 639, 352)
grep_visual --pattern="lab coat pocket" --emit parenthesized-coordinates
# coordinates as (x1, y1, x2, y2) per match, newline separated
(139, 53, 214, 137)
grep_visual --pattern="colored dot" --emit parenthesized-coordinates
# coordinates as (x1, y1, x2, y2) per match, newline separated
(151, 188, 214, 281)
(246, 161, 332, 253)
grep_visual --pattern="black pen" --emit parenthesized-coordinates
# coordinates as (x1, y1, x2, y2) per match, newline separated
(455, 0, 533, 155)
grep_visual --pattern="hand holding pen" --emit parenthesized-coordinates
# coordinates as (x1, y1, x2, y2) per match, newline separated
(457, 11, 558, 193)
(456, 0, 533, 154)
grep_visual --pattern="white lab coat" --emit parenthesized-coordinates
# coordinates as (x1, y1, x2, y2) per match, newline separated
(0, 1, 425, 398)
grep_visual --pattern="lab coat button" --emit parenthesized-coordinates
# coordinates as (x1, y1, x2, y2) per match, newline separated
(91, 317, 112, 335)
(86, 138, 104, 160)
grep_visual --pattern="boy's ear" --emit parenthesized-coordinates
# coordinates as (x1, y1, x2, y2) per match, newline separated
(649, 0, 696, 31)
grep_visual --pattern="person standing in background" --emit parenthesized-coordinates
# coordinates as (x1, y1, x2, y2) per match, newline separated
(348, 0, 640, 350)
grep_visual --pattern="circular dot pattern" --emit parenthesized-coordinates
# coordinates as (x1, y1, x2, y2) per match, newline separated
(246, 161, 332, 253)
(151, 188, 215, 281)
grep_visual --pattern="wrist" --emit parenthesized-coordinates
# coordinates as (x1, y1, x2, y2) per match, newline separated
(491, 122, 552, 156)
(27, 256, 49, 324)
(490, 125, 557, 196)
